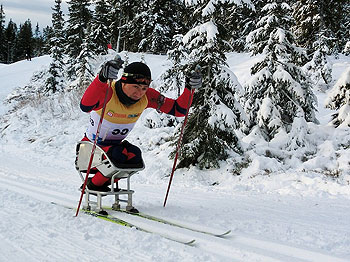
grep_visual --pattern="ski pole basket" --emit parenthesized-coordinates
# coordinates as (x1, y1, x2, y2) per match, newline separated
(75, 141, 144, 214)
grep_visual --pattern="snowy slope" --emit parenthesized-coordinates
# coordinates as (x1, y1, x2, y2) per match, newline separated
(0, 53, 349, 262)
(0, 56, 51, 115)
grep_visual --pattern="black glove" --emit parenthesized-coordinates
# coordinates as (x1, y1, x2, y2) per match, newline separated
(99, 56, 124, 82)
(185, 70, 202, 90)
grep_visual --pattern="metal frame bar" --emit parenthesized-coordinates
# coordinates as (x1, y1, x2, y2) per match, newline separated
(76, 141, 144, 213)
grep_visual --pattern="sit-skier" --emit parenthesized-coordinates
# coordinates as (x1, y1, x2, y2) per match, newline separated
(80, 58, 202, 192)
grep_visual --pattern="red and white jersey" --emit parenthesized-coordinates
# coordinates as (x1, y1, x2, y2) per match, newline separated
(80, 76, 193, 144)
(86, 82, 148, 142)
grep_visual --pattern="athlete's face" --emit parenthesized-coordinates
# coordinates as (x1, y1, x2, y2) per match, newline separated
(122, 83, 149, 100)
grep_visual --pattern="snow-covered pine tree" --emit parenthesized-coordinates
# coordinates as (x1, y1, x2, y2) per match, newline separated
(341, 2, 350, 55)
(210, 0, 255, 52)
(108, 0, 120, 51)
(41, 25, 54, 54)
(139, 0, 187, 54)
(162, 34, 188, 96)
(245, 0, 268, 48)
(245, 0, 317, 141)
(292, 0, 316, 52)
(207, 1, 236, 51)
(178, 22, 247, 169)
(120, 0, 186, 54)
(232, 2, 256, 52)
(166, 0, 247, 169)
(65, 0, 92, 80)
(284, 110, 310, 153)
(90, 0, 112, 55)
(75, 25, 95, 90)
(46, 0, 65, 93)
(292, 0, 342, 90)
(292, 0, 343, 55)
(303, 43, 332, 91)
(116, 2, 142, 52)
(325, 67, 350, 127)
(321, 0, 345, 54)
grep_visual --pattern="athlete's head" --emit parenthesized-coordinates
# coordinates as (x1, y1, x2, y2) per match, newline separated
(120, 62, 152, 100)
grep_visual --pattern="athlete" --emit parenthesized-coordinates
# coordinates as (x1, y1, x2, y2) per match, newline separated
(80, 58, 202, 191)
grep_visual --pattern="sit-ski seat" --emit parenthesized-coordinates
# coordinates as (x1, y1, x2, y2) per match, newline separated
(75, 141, 144, 214)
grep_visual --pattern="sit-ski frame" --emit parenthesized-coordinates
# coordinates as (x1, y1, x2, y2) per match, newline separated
(75, 141, 144, 214)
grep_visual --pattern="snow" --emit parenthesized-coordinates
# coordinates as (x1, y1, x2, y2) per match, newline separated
(183, 21, 218, 45)
(200, 0, 253, 16)
(1, 53, 350, 262)
(0, 56, 51, 115)
(334, 67, 350, 87)
(324, 64, 350, 127)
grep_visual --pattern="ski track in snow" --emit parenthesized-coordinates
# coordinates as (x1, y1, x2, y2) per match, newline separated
(1, 54, 350, 262)
(0, 172, 349, 262)
(0, 177, 201, 262)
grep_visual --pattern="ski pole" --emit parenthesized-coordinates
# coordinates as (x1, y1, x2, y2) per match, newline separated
(75, 80, 111, 217)
(163, 88, 194, 207)
(163, 67, 201, 207)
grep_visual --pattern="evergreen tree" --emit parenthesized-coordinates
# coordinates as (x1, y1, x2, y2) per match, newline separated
(245, 1, 317, 141)
(162, 34, 188, 96)
(46, 0, 66, 93)
(117, 1, 142, 51)
(65, 0, 92, 79)
(33, 23, 44, 57)
(4, 20, 17, 63)
(230, 2, 256, 52)
(75, 25, 95, 90)
(208, 0, 255, 52)
(321, 0, 345, 54)
(325, 67, 350, 127)
(15, 20, 33, 61)
(236, 1, 272, 52)
(109, 0, 122, 51)
(0, 5, 6, 63)
(178, 22, 247, 169)
(341, 2, 350, 55)
(42, 25, 54, 54)
(166, 1, 248, 169)
(292, 0, 341, 55)
(292, 0, 334, 90)
(128, 0, 187, 54)
(303, 45, 332, 90)
(90, 0, 112, 55)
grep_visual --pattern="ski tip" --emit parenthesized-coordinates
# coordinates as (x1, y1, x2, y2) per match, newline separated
(185, 239, 196, 245)
(216, 230, 232, 237)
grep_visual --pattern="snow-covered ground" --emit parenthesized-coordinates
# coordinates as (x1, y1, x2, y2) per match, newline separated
(0, 53, 349, 262)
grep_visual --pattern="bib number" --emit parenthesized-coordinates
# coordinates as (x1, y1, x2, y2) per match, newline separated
(112, 128, 129, 136)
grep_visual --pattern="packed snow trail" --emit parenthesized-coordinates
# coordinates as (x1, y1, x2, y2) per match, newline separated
(0, 171, 349, 262)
